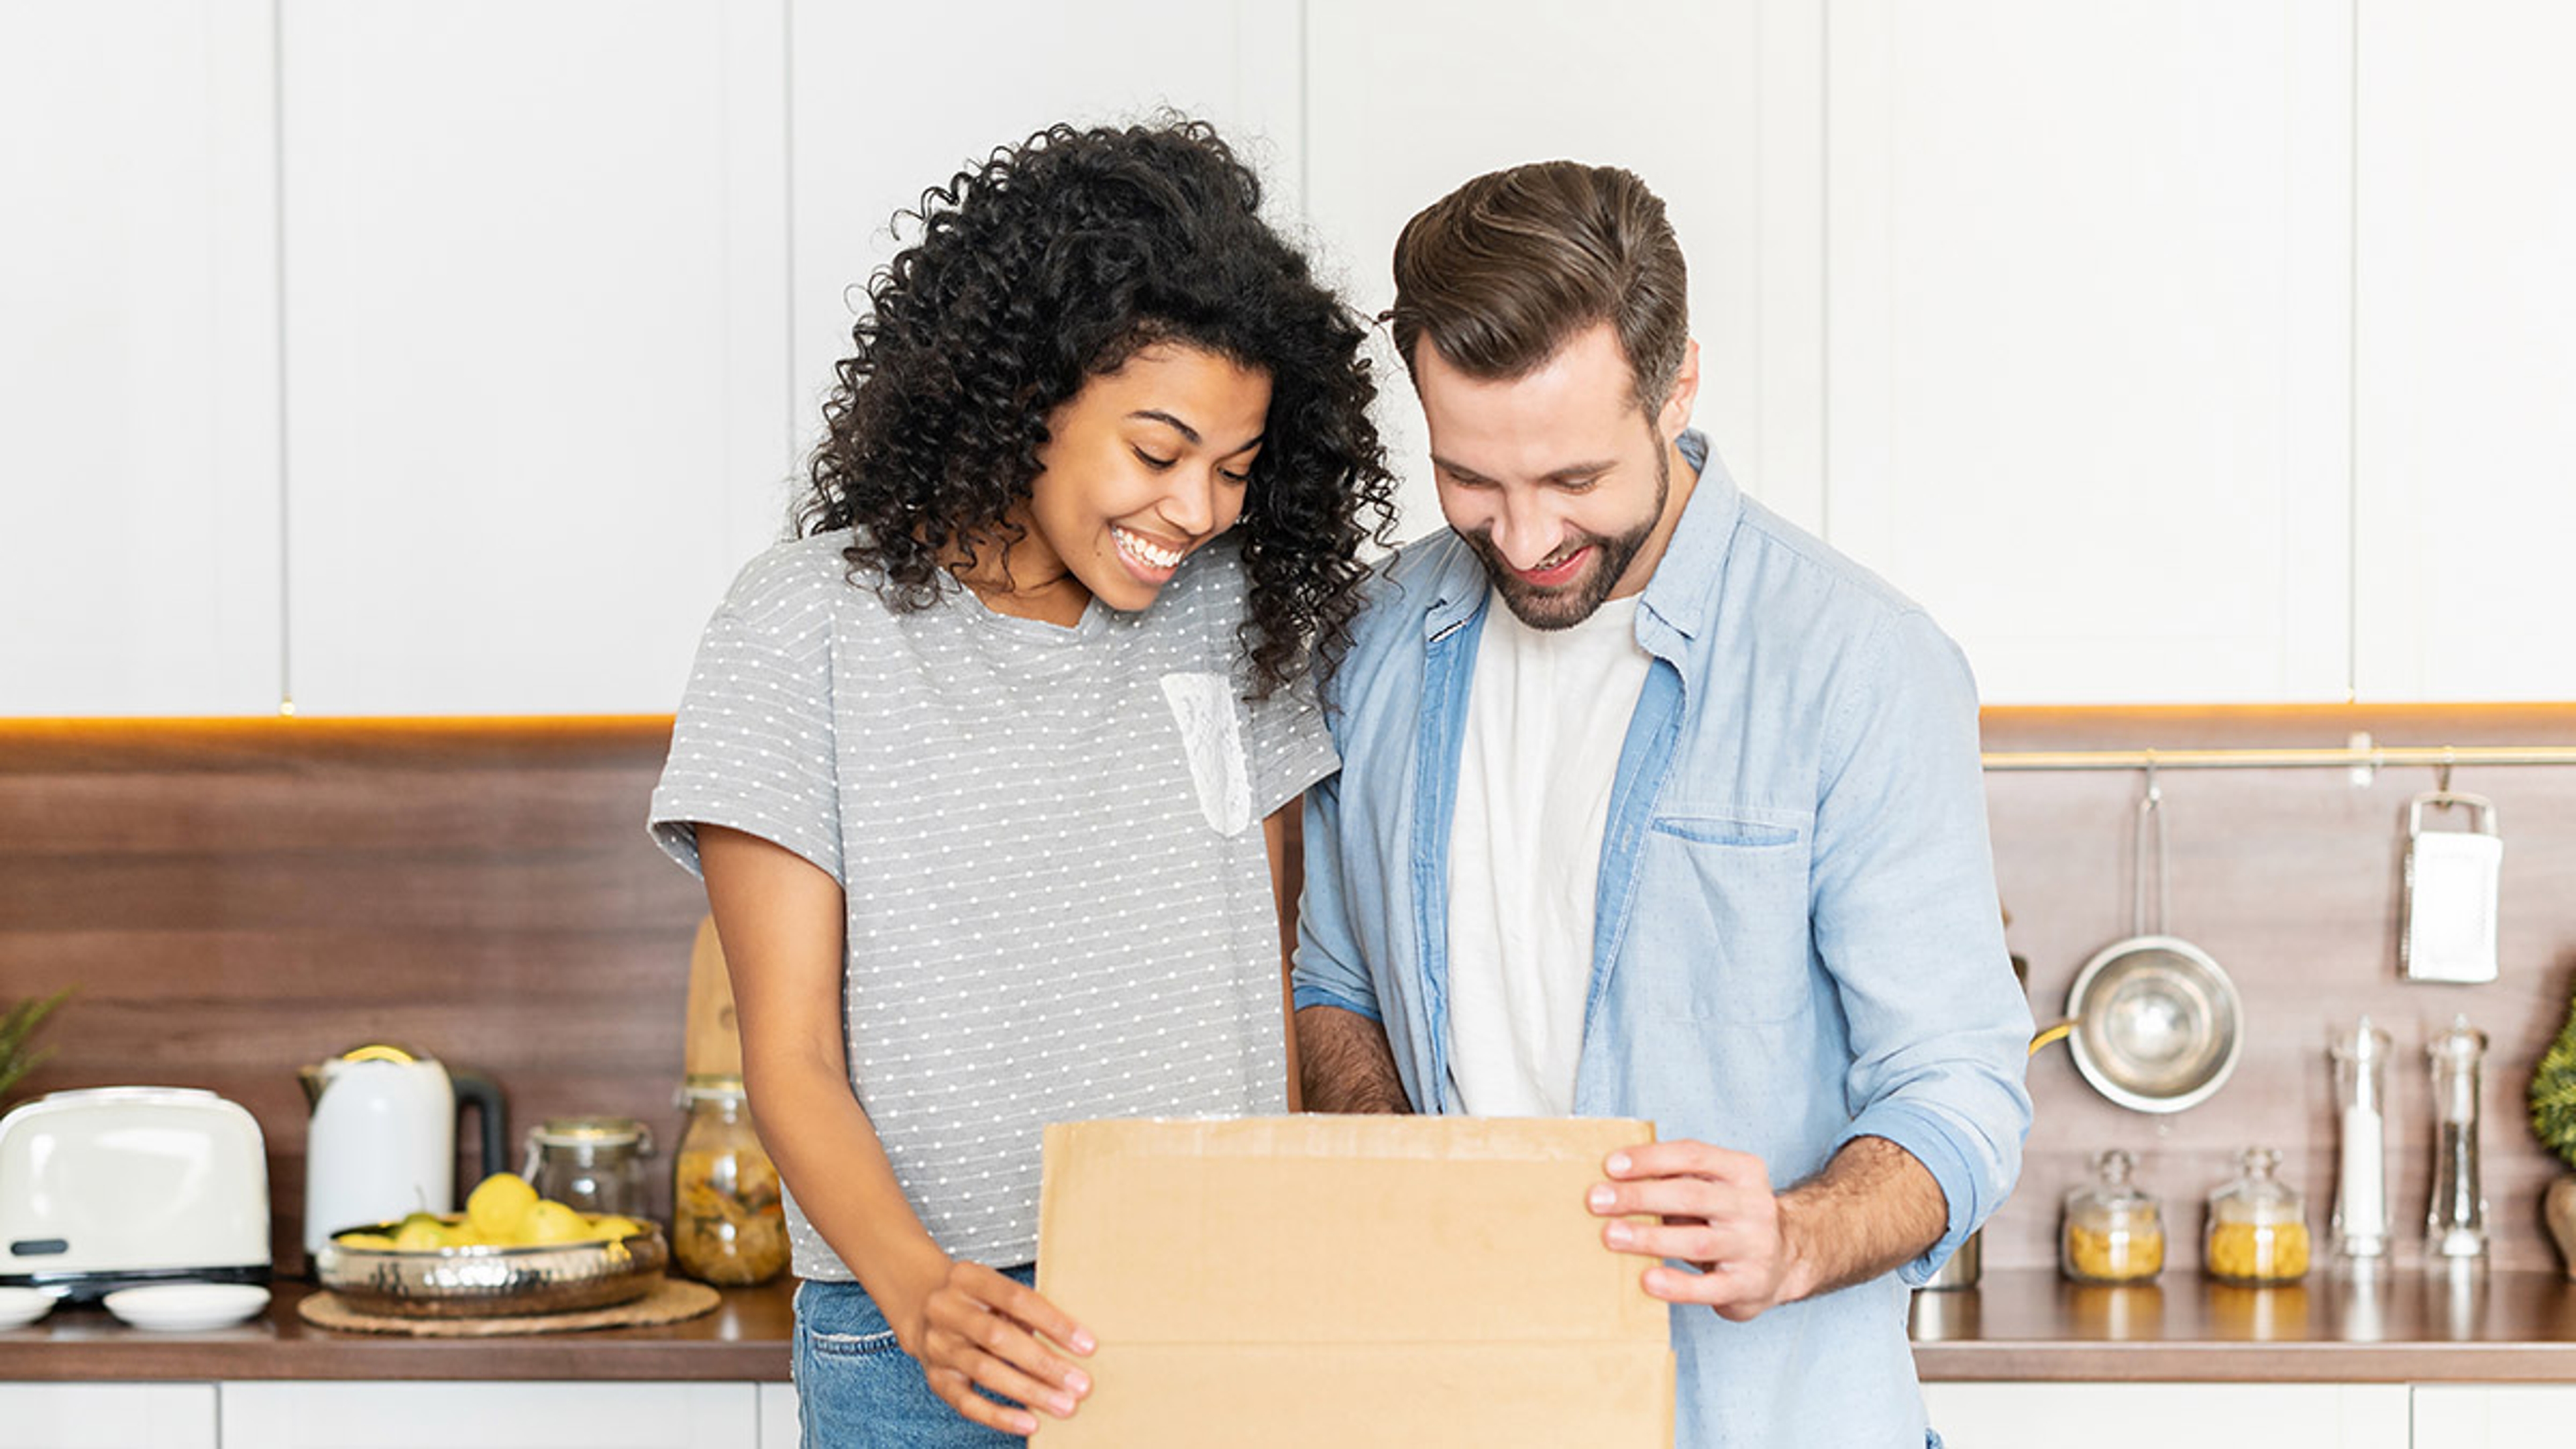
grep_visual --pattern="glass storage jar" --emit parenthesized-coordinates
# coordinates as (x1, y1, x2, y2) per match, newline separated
(2205, 1145, 2310, 1285)
(672, 1073, 789, 1286)
(2061, 1148, 2165, 1283)
(521, 1116, 653, 1217)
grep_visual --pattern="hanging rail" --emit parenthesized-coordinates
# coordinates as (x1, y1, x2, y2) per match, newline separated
(1981, 743, 2576, 772)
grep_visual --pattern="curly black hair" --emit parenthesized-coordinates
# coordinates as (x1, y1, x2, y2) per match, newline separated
(799, 117, 1397, 698)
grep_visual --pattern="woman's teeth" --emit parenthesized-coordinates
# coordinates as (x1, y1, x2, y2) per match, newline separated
(1113, 526, 1183, 570)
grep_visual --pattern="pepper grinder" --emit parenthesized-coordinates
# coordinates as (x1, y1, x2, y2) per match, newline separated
(2330, 1017, 2392, 1262)
(2425, 1015, 2489, 1262)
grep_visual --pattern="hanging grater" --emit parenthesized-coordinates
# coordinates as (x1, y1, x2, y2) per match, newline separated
(2402, 792, 2502, 984)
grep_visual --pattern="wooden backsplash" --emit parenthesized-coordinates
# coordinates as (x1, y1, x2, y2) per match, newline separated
(0, 719, 707, 1273)
(4, 707, 2574, 1277)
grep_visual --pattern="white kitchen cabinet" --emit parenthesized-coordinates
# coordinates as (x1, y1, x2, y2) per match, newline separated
(0, 1383, 217, 1449)
(758, 1382, 798, 1449)
(2350, 0, 2576, 702)
(1823, 0, 2355, 705)
(220, 1381, 759, 1449)
(1923, 1382, 2410, 1449)
(1299, 0, 1817, 539)
(785, 0, 1302, 496)
(278, 0, 792, 714)
(0, 1, 284, 716)
(2412, 1384, 2576, 1448)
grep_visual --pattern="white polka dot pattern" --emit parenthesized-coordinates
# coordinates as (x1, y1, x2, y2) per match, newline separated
(647, 531, 1336, 1273)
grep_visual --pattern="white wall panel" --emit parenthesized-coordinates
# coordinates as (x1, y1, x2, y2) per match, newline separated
(1826, 0, 2355, 704)
(281, 0, 791, 714)
(0, 0, 282, 715)
(2352, 0, 2576, 702)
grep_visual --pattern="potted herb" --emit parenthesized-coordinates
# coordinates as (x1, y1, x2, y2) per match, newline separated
(0, 987, 70, 1107)
(2530, 980, 2576, 1277)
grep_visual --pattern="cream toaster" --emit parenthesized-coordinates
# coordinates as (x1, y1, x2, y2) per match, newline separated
(0, 1086, 272, 1301)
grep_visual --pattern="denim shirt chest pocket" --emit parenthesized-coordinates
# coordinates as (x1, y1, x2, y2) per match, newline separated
(1627, 805, 1816, 1024)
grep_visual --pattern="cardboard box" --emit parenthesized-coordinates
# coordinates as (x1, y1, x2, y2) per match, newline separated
(1035, 1116, 1673, 1446)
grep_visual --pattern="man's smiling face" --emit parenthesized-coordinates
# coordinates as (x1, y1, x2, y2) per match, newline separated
(1414, 322, 1691, 631)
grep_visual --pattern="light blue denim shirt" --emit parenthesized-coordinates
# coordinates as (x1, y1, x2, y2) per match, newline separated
(1293, 432, 2033, 1448)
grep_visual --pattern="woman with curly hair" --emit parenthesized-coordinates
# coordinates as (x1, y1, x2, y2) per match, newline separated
(649, 117, 1395, 1445)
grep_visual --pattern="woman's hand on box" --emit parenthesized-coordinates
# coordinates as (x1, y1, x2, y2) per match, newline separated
(906, 1259, 1097, 1436)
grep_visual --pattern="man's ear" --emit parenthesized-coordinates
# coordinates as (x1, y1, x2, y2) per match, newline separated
(1657, 339, 1702, 439)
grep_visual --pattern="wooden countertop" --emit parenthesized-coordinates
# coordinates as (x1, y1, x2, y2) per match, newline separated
(1911, 1267, 2576, 1382)
(0, 1278, 794, 1382)
(13, 1267, 2576, 1384)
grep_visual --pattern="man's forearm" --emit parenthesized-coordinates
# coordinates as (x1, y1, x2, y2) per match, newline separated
(1775, 1134, 1948, 1301)
(1294, 1004, 1413, 1114)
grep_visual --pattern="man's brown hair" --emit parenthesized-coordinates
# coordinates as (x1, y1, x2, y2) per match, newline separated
(1388, 160, 1688, 411)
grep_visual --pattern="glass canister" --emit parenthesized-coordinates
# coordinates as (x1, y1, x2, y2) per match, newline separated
(672, 1073, 790, 1286)
(521, 1116, 653, 1216)
(2205, 1146, 2311, 1285)
(2061, 1148, 2165, 1283)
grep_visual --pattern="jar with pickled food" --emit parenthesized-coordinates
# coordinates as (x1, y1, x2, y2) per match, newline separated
(672, 1073, 789, 1286)
(2204, 1145, 2310, 1285)
(2062, 1148, 2165, 1283)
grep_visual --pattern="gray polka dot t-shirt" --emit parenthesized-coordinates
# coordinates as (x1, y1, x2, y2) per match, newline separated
(649, 530, 1335, 1273)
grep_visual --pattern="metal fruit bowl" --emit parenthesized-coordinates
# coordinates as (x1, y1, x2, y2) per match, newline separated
(314, 1218, 668, 1318)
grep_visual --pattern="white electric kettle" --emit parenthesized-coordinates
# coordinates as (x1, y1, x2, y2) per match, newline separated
(297, 1043, 506, 1258)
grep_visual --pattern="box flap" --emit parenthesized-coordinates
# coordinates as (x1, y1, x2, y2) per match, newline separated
(1037, 1116, 1665, 1347)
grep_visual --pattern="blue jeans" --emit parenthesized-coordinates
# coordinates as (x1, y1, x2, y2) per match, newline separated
(792, 1268, 1036, 1448)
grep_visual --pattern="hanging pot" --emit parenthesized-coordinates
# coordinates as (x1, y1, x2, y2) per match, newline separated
(2031, 783, 2244, 1114)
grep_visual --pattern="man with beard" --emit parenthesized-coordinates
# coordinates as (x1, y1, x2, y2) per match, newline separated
(1292, 162, 2033, 1448)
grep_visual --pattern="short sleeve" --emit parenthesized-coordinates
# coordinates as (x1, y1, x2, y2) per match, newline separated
(1238, 667, 1338, 820)
(647, 581, 845, 886)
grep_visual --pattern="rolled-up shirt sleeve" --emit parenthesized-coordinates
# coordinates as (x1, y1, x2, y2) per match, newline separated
(1809, 608, 2033, 1286)
(1290, 769, 1383, 1022)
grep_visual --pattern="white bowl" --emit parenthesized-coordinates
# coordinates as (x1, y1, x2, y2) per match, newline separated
(103, 1283, 271, 1332)
(0, 1286, 58, 1329)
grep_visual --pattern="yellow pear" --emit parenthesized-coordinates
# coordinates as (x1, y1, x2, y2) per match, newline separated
(466, 1172, 539, 1241)
(392, 1217, 447, 1252)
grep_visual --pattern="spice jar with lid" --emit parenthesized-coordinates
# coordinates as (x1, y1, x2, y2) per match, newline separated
(521, 1116, 654, 1218)
(2061, 1148, 2165, 1283)
(672, 1073, 790, 1286)
(2205, 1146, 2310, 1285)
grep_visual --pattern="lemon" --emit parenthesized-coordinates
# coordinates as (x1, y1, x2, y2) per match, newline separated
(523, 1199, 590, 1246)
(466, 1172, 539, 1241)
(336, 1232, 396, 1250)
(586, 1214, 644, 1242)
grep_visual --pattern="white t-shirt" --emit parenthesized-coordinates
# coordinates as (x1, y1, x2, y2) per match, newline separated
(1445, 590, 1652, 1116)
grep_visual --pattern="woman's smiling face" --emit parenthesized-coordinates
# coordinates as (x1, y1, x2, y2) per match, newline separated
(971, 341, 1271, 625)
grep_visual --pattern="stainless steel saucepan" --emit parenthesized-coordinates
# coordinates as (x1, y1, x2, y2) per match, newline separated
(2030, 782, 2243, 1113)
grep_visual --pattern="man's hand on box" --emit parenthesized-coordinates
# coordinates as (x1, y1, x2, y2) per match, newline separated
(1589, 1134, 1949, 1321)
(1587, 1140, 1803, 1322)
(904, 1259, 1097, 1436)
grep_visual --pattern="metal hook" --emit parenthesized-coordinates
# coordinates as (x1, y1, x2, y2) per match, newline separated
(2133, 761, 2167, 936)
(2436, 748, 2455, 801)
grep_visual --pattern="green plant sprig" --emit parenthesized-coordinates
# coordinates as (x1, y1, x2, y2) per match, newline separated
(2530, 983, 2576, 1171)
(0, 987, 73, 1104)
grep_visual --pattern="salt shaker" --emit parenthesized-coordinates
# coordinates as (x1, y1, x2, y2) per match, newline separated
(2425, 1016, 2489, 1261)
(2330, 1018, 2391, 1261)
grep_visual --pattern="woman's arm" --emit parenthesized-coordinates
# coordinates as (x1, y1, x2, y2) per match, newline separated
(697, 824, 1094, 1436)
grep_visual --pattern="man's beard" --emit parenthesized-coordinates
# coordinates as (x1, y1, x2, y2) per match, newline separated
(1462, 437, 1670, 631)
